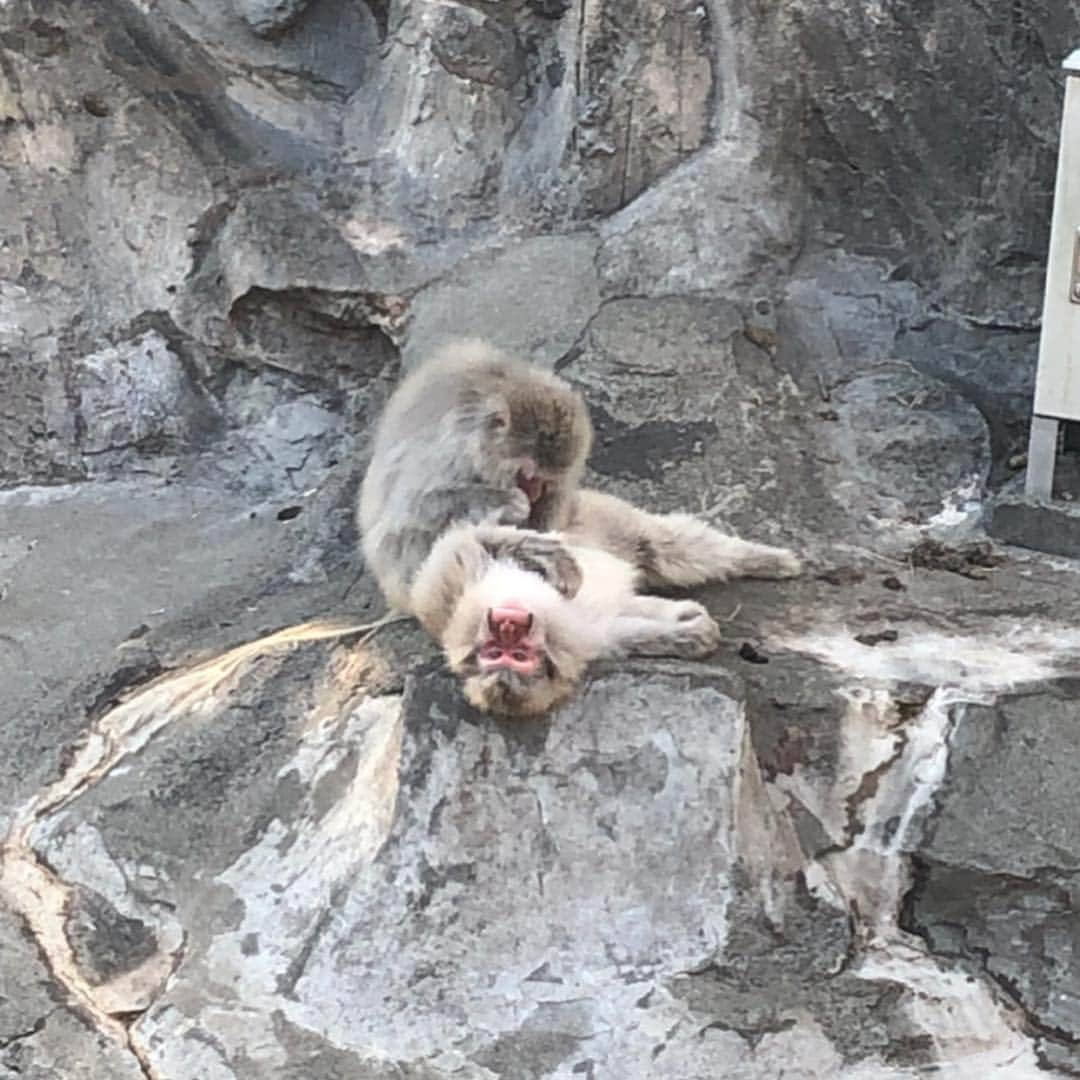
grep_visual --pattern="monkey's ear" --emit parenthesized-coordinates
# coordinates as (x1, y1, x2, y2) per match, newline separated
(459, 388, 510, 433)
(479, 395, 510, 432)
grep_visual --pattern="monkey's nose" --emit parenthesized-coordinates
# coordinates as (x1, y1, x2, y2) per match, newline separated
(488, 606, 533, 643)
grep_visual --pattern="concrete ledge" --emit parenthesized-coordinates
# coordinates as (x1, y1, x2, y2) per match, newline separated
(987, 493, 1080, 559)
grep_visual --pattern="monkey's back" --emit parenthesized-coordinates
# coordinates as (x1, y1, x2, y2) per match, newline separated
(358, 341, 588, 610)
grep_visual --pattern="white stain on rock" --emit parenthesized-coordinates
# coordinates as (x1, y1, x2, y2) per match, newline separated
(781, 627, 1074, 1076)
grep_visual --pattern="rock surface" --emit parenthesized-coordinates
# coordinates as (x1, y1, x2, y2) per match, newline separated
(2, 0, 1080, 1076)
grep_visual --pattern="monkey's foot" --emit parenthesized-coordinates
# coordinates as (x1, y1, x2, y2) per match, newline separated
(749, 546, 802, 579)
(492, 487, 532, 528)
(670, 601, 722, 657)
(714, 539, 802, 580)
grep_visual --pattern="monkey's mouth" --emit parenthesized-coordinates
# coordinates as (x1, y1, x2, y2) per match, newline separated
(478, 605, 542, 675)
(515, 468, 545, 505)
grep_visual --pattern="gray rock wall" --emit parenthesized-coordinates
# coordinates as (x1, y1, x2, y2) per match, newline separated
(4, 0, 1073, 492)
(3, 0, 1080, 1076)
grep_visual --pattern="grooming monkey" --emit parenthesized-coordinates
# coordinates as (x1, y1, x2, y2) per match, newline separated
(359, 340, 591, 611)
(359, 341, 801, 715)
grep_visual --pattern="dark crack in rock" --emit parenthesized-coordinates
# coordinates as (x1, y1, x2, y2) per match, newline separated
(672, 874, 934, 1071)
(65, 887, 160, 987)
(904, 686, 1080, 1070)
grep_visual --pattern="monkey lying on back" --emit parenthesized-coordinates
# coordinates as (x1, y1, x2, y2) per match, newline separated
(359, 341, 801, 716)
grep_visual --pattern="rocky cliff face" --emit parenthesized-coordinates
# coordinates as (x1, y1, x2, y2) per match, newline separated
(3, 0, 1080, 1076)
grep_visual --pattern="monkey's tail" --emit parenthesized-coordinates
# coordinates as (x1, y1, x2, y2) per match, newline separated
(240, 611, 411, 652)
(349, 609, 412, 646)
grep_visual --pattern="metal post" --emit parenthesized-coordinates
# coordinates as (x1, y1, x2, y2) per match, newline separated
(1025, 415, 1059, 499)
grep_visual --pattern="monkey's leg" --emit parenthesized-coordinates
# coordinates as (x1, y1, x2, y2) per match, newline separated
(609, 596, 720, 658)
(474, 527, 583, 598)
(637, 516, 802, 586)
(568, 489, 801, 586)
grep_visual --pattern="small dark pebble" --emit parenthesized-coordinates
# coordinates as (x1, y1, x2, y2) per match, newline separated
(855, 629, 899, 647)
(881, 575, 905, 591)
(818, 409, 840, 421)
(739, 642, 769, 664)
(817, 566, 865, 586)
(81, 93, 110, 117)
(276, 505, 302, 521)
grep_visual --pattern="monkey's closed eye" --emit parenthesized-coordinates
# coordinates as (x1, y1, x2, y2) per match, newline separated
(488, 414, 508, 431)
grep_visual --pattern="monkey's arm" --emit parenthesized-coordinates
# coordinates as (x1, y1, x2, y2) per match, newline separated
(419, 483, 531, 531)
(607, 596, 720, 659)
(565, 489, 801, 587)
(362, 485, 529, 613)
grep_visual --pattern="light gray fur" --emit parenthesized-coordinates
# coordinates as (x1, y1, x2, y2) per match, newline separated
(565, 489, 801, 585)
(417, 489, 801, 715)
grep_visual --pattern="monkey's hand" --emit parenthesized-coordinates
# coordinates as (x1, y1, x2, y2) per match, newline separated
(609, 597, 721, 658)
(477, 528, 583, 599)
(419, 483, 532, 531)
(489, 487, 532, 528)
(666, 601, 722, 657)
